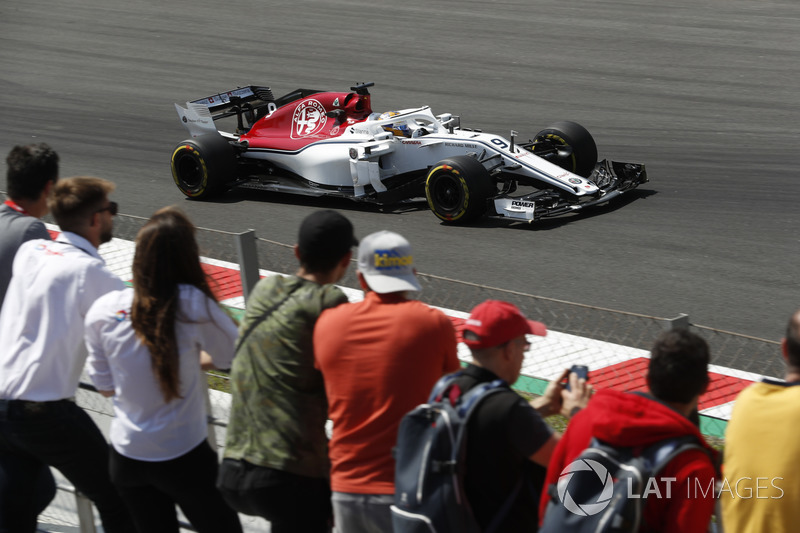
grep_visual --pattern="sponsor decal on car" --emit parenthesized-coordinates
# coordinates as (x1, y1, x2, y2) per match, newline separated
(569, 177, 582, 184)
(203, 88, 255, 106)
(445, 142, 478, 149)
(493, 198, 536, 220)
(292, 99, 328, 138)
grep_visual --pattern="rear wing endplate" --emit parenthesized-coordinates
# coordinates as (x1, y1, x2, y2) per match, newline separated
(174, 103, 218, 138)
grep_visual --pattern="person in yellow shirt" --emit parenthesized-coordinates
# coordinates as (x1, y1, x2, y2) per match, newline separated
(722, 309, 800, 532)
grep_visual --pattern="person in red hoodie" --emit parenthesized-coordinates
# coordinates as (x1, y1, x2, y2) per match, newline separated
(539, 329, 718, 533)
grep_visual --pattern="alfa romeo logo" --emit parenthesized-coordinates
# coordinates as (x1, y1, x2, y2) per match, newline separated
(292, 99, 327, 138)
(557, 459, 614, 516)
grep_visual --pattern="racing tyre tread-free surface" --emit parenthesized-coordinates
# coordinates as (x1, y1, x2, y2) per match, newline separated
(171, 135, 237, 199)
(425, 155, 494, 225)
(532, 121, 598, 178)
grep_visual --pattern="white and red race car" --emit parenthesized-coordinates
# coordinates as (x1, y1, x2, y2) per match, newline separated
(171, 83, 647, 224)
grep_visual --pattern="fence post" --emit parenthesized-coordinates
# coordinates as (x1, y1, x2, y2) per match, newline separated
(664, 313, 690, 330)
(75, 491, 97, 533)
(235, 229, 259, 303)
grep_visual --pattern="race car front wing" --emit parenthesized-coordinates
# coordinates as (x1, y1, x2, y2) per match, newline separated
(489, 160, 648, 222)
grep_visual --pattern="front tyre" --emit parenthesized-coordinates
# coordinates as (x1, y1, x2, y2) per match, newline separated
(171, 135, 237, 199)
(532, 121, 598, 178)
(425, 156, 493, 225)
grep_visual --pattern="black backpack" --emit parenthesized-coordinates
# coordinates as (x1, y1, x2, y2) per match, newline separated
(391, 372, 519, 533)
(539, 435, 705, 533)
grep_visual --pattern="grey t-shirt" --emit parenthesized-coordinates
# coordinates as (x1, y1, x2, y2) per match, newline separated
(0, 203, 50, 309)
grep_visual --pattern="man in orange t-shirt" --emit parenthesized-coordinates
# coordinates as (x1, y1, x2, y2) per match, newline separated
(314, 230, 460, 533)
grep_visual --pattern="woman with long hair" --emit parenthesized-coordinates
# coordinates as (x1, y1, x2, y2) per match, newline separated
(84, 206, 242, 533)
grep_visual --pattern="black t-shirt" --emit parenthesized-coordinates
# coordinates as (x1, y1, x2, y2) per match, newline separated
(451, 364, 553, 532)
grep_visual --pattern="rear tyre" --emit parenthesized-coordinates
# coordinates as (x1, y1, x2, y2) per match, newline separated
(425, 156, 494, 225)
(532, 121, 598, 178)
(171, 135, 237, 199)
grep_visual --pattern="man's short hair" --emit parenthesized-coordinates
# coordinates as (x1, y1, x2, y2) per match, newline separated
(785, 311, 800, 367)
(296, 210, 357, 273)
(6, 143, 59, 201)
(48, 176, 115, 233)
(647, 329, 710, 404)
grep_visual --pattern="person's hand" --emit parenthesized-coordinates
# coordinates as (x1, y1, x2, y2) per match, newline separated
(529, 368, 570, 418)
(199, 350, 216, 370)
(561, 369, 593, 418)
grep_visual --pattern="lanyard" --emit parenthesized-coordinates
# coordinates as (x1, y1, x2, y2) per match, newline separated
(4, 199, 30, 216)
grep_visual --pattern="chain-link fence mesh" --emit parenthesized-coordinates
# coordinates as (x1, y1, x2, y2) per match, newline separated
(248, 229, 781, 377)
(694, 326, 783, 379)
(37, 489, 88, 532)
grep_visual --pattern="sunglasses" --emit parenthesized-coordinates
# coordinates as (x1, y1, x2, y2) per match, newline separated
(95, 201, 118, 216)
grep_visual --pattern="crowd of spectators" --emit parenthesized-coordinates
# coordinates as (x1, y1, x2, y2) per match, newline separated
(0, 142, 797, 533)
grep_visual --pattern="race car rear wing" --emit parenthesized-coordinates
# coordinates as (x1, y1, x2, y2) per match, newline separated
(176, 85, 324, 136)
(190, 86, 275, 115)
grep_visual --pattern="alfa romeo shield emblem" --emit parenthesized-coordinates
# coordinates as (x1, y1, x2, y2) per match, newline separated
(292, 99, 327, 138)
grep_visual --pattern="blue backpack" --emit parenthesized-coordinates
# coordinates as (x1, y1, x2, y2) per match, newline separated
(391, 372, 520, 533)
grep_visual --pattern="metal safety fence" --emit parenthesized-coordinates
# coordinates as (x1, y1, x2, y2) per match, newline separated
(103, 213, 784, 380)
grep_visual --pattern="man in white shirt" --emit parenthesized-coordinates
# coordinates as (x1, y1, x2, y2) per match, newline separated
(0, 176, 133, 533)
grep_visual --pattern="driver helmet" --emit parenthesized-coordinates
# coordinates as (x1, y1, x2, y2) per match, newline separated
(379, 111, 411, 137)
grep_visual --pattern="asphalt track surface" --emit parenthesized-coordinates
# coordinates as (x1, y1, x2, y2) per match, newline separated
(2, 0, 798, 351)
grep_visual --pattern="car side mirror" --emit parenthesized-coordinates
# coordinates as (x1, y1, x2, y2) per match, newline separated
(326, 109, 346, 123)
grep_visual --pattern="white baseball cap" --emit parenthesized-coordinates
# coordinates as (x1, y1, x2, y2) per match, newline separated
(357, 230, 422, 294)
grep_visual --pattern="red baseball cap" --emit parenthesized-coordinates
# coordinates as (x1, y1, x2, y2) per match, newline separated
(462, 300, 547, 350)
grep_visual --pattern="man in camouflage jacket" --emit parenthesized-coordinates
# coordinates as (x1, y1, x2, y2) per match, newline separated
(218, 210, 357, 533)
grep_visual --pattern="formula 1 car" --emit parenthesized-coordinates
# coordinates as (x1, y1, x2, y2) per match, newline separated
(171, 83, 647, 224)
